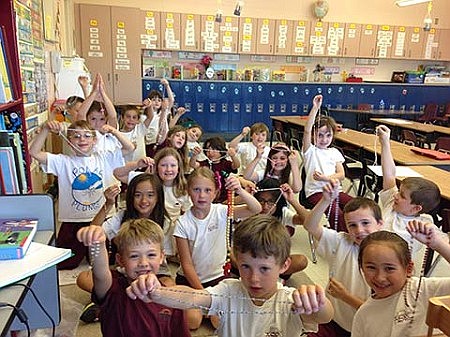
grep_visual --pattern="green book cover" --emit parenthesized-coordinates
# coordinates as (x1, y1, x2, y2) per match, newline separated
(0, 219, 37, 260)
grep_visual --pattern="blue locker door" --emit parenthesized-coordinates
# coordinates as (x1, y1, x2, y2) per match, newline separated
(254, 84, 269, 125)
(215, 83, 230, 133)
(241, 83, 256, 127)
(142, 79, 160, 100)
(274, 84, 288, 117)
(229, 83, 244, 133)
(193, 82, 208, 131)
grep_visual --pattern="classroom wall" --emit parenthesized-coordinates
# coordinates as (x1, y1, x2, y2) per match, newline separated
(73, 0, 450, 28)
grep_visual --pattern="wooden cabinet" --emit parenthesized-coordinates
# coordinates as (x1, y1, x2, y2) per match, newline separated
(310, 21, 328, 56)
(181, 13, 201, 51)
(140, 11, 161, 50)
(343, 23, 361, 57)
(256, 18, 275, 54)
(391, 26, 408, 59)
(274, 19, 293, 55)
(422, 28, 440, 60)
(161, 12, 181, 50)
(77, 4, 142, 104)
(407, 27, 426, 59)
(376, 25, 394, 58)
(359, 24, 378, 57)
(326, 22, 345, 56)
(437, 29, 450, 61)
(238, 17, 257, 54)
(291, 20, 310, 55)
(200, 15, 220, 53)
(219, 16, 239, 53)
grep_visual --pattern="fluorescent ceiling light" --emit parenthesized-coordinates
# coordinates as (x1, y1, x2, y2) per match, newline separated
(395, 0, 430, 7)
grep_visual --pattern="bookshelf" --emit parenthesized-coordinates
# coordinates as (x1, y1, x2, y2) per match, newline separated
(0, 0, 32, 194)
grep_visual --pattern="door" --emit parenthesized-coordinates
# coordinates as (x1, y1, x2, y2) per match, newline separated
(342, 23, 361, 57)
(219, 16, 239, 53)
(290, 20, 310, 56)
(274, 19, 293, 55)
(359, 24, 378, 58)
(238, 17, 257, 54)
(181, 13, 201, 51)
(256, 18, 275, 55)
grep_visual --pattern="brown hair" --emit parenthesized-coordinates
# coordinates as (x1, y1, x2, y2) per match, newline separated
(358, 231, 411, 270)
(114, 218, 164, 254)
(343, 197, 382, 222)
(154, 147, 188, 197)
(233, 214, 290, 266)
(263, 143, 292, 184)
(187, 167, 220, 191)
(401, 177, 441, 213)
(250, 122, 269, 136)
(87, 101, 107, 118)
(314, 116, 337, 135)
(167, 125, 189, 171)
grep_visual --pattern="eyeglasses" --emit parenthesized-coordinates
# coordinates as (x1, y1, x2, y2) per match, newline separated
(257, 199, 276, 207)
(69, 133, 94, 140)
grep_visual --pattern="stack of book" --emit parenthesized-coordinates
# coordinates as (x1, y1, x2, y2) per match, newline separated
(0, 218, 37, 260)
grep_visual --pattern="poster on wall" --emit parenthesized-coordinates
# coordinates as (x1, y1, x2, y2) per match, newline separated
(42, 0, 59, 42)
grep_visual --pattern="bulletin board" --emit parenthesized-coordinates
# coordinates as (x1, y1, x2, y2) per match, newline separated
(42, 0, 59, 42)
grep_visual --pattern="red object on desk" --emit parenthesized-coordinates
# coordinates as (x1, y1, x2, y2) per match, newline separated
(346, 77, 363, 82)
(411, 147, 450, 160)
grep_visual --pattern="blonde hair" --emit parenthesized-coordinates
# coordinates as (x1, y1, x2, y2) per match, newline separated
(154, 147, 188, 197)
(114, 218, 164, 254)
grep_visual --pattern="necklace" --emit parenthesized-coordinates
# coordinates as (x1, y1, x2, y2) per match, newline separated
(89, 241, 101, 268)
(223, 188, 234, 276)
(326, 190, 339, 231)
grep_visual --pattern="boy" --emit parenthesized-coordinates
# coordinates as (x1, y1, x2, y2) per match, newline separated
(29, 120, 133, 269)
(303, 180, 384, 336)
(127, 214, 333, 337)
(76, 219, 190, 337)
(377, 125, 441, 255)
(229, 123, 271, 174)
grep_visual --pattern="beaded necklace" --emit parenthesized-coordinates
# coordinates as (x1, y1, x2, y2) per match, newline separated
(223, 188, 234, 276)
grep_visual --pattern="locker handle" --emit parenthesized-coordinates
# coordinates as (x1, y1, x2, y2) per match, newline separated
(115, 73, 119, 82)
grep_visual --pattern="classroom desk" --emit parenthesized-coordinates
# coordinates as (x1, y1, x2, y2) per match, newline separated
(329, 108, 423, 129)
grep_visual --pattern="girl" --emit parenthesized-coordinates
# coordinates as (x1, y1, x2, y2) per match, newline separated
(243, 142, 302, 193)
(147, 124, 189, 172)
(174, 167, 262, 329)
(253, 178, 308, 281)
(352, 221, 450, 337)
(190, 136, 240, 203)
(302, 95, 352, 232)
(154, 147, 192, 257)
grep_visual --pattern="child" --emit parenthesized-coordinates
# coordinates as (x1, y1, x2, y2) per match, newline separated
(119, 105, 152, 163)
(250, 178, 309, 281)
(190, 136, 240, 203)
(302, 95, 353, 232)
(29, 120, 132, 269)
(303, 179, 383, 336)
(76, 219, 191, 337)
(185, 123, 207, 162)
(244, 142, 302, 193)
(142, 78, 174, 147)
(352, 222, 450, 337)
(174, 167, 261, 329)
(377, 125, 441, 262)
(229, 123, 271, 173)
(127, 214, 334, 337)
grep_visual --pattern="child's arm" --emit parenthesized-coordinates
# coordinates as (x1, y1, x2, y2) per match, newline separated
(327, 277, 365, 309)
(229, 126, 250, 149)
(76, 73, 100, 121)
(176, 237, 204, 289)
(29, 121, 62, 165)
(312, 161, 345, 183)
(281, 183, 309, 225)
(101, 124, 135, 155)
(288, 150, 302, 193)
(293, 284, 334, 324)
(98, 74, 118, 128)
(228, 176, 262, 218)
(113, 157, 154, 183)
(161, 78, 175, 108)
(303, 180, 339, 241)
(76, 225, 112, 300)
(127, 274, 211, 309)
(168, 106, 186, 128)
(242, 144, 265, 182)
(408, 220, 450, 262)
(90, 186, 121, 226)
(154, 100, 170, 144)
(378, 125, 396, 190)
(228, 147, 240, 170)
(302, 95, 323, 153)
(78, 75, 90, 98)
(188, 146, 202, 169)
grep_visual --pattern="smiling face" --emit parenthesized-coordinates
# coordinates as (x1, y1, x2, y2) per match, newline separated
(133, 180, 157, 218)
(116, 240, 164, 280)
(251, 131, 267, 147)
(269, 150, 289, 173)
(236, 251, 289, 302)
(169, 131, 186, 149)
(68, 128, 96, 156)
(361, 243, 412, 299)
(157, 155, 179, 186)
(187, 127, 202, 142)
(314, 125, 334, 149)
(122, 109, 140, 132)
(87, 110, 107, 131)
(344, 207, 383, 245)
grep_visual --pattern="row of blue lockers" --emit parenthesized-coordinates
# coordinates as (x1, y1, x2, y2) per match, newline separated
(142, 79, 450, 133)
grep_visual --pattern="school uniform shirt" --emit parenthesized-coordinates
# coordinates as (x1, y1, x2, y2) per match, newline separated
(187, 141, 207, 161)
(302, 145, 344, 198)
(44, 151, 124, 222)
(206, 279, 317, 337)
(379, 186, 435, 273)
(174, 204, 228, 283)
(197, 159, 237, 202)
(121, 123, 148, 163)
(235, 142, 270, 174)
(352, 276, 450, 337)
(94, 270, 190, 337)
(140, 113, 160, 145)
(316, 227, 371, 332)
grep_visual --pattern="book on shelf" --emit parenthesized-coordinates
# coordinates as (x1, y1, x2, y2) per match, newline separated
(0, 27, 13, 103)
(0, 218, 37, 260)
(0, 242, 71, 287)
(0, 130, 21, 195)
